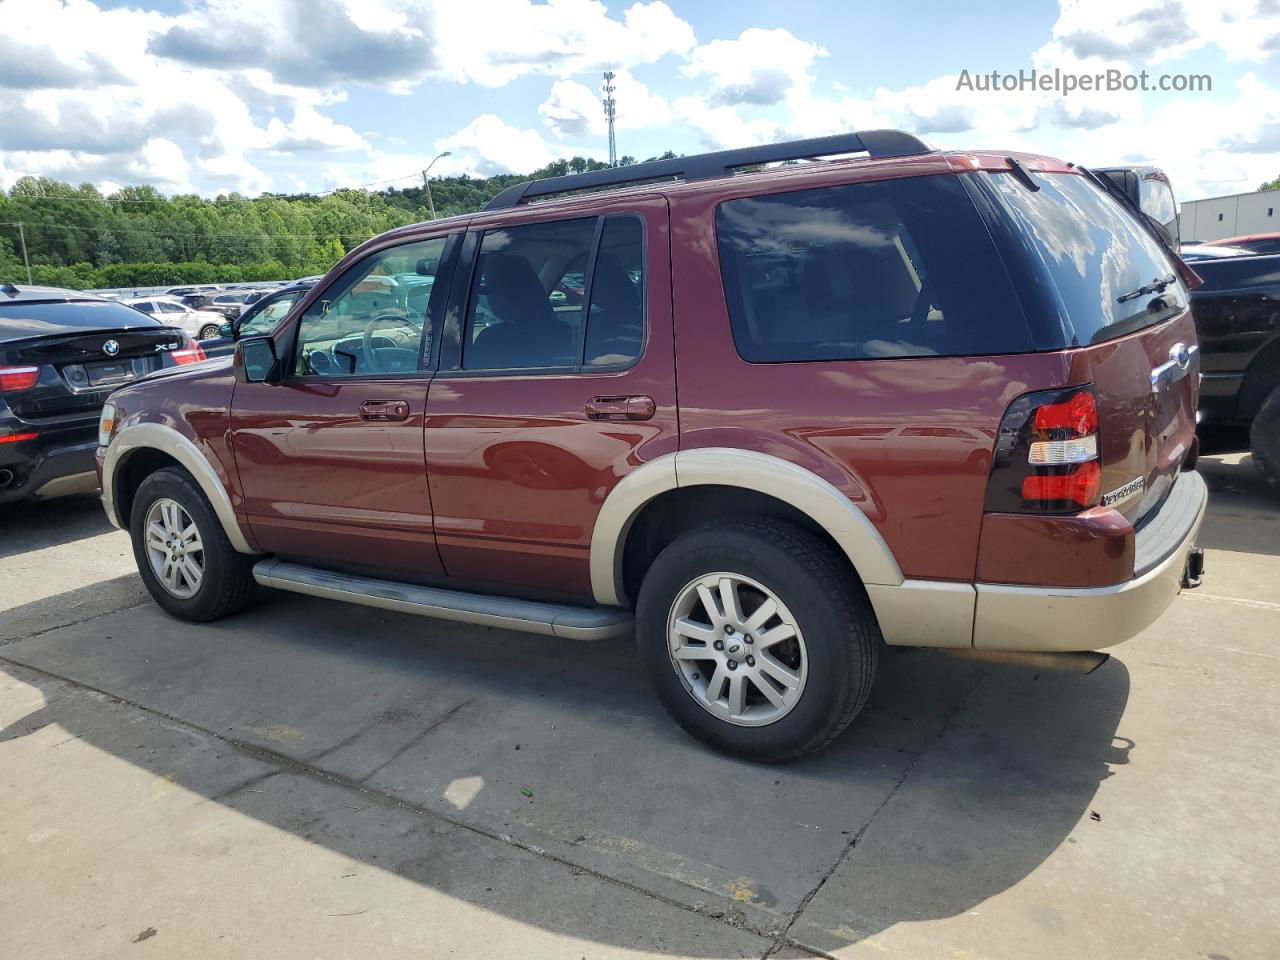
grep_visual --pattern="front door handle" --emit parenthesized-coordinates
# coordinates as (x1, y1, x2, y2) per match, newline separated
(585, 395, 656, 421)
(359, 399, 410, 421)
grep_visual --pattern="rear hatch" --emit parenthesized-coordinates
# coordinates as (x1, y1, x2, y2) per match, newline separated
(974, 166, 1199, 525)
(0, 298, 185, 421)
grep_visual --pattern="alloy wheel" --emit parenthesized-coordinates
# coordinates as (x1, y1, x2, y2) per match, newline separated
(144, 497, 205, 599)
(666, 572, 808, 727)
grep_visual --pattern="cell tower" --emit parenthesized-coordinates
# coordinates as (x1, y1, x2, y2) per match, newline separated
(602, 71, 618, 167)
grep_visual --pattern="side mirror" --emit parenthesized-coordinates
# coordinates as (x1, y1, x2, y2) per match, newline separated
(218, 321, 234, 339)
(234, 336, 280, 384)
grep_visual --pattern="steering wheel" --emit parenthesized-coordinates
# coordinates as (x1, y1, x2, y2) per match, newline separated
(362, 314, 417, 368)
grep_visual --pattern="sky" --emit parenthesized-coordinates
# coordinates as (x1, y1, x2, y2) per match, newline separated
(1, 0, 1279, 202)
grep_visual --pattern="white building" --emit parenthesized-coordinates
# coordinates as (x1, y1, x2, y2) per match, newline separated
(1180, 187, 1280, 242)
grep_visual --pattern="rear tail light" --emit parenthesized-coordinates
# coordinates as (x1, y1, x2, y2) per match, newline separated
(0, 365, 40, 392)
(0, 431, 39, 444)
(985, 385, 1102, 514)
(170, 343, 206, 365)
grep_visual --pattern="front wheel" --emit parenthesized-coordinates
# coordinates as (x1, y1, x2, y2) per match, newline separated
(636, 517, 880, 762)
(130, 466, 256, 621)
(198, 323, 221, 340)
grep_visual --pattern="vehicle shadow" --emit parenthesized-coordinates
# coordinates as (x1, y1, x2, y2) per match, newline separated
(0, 492, 113, 559)
(1196, 452, 1280, 558)
(0, 587, 1130, 956)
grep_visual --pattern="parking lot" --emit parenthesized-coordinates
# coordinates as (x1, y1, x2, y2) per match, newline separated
(1, 450, 1276, 959)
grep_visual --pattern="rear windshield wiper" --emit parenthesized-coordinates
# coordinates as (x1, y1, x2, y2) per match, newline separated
(1117, 274, 1176, 303)
(1076, 164, 1203, 291)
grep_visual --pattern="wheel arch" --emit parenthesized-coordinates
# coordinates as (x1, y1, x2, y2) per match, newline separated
(103, 422, 256, 554)
(1238, 336, 1280, 422)
(590, 448, 904, 608)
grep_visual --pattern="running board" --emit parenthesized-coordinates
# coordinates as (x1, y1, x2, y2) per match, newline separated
(253, 559, 633, 641)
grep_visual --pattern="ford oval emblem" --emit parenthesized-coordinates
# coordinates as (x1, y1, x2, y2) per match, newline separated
(1169, 342, 1190, 369)
(102, 339, 121, 357)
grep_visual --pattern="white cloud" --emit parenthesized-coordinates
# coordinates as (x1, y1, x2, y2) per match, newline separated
(1048, 0, 1280, 65)
(671, 96, 781, 150)
(0, 139, 193, 193)
(437, 114, 558, 176)
(196, 152, 272, 194)
(538, 68, 669, 138)
(265, 106, 368, 153)
(433, 0, 696, 87)
(149, 0, 696, 91)
(682, 28, 825, 107)
(539, 80, 604, 138)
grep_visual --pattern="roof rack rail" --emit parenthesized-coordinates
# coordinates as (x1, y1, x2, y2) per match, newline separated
(482, 128, 933, 211)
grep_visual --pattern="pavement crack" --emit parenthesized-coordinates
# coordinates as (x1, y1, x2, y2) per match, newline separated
(357, 698, 475, 786)
(0, 653, 783, 946)
(0, 599, 148, 649)
(760, 674, 988, 959)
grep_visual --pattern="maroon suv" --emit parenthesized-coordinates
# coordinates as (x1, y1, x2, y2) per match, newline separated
(96, 130, 1206, 762)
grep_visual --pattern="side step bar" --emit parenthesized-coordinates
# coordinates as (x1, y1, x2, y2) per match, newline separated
(253, 559, 634, 641)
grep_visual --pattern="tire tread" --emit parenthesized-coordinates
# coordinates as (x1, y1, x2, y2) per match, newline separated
(131, 466, 255, 621)
(637, 516, 880, 762)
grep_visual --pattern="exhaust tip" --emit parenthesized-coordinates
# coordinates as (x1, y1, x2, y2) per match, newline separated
(0, 468, 13, 489)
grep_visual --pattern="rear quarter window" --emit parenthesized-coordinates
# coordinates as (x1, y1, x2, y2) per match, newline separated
(981, 170, 1188, 345)
(714, 174, 1034, 362)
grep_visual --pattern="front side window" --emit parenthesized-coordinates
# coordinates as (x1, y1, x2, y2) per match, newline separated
(294, 236, 448, 378)
(715, 175, 1033, 362)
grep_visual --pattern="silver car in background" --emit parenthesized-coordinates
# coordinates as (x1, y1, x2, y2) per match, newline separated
(122, 296, 227, 340)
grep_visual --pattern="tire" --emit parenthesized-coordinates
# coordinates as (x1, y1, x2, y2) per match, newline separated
(1251, 385, 1280, 496)
(635, 517, 880, 763)
(129, 466, 256, 622)
(198, 323, 221, 340)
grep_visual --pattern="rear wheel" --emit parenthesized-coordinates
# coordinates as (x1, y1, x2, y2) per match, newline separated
(1251, 385, 1280, 497)
(198, 322, 221, 340)
(130, 466, 256, 621)
(636, 517, 880, 762)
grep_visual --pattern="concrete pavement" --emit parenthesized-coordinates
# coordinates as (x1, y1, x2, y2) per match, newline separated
(1, 452, 1277, 959)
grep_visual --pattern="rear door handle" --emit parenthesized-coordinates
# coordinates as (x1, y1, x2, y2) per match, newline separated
(585, 396, 656, 421)
(359, 399, 410, 421)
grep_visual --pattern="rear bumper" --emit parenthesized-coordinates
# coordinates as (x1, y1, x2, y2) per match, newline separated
(0, 436, 99, 504)
(972, 469, 1207, 652)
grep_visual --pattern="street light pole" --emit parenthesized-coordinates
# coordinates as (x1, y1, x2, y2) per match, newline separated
(421, 151, 452, 220)
(17, 222, 32, 285)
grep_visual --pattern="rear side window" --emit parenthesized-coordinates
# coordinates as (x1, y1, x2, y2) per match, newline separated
(463, 214, 646, 372)
(984, 171, 1187, 344)
(715, 174, 1033, 362)
(465, 218, 596, 371)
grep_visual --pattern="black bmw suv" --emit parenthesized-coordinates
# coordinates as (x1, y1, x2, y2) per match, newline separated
(1, 284, 202, 505)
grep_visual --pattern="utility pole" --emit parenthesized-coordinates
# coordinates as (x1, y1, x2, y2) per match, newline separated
(421, 151, 452, 220)
(16, 222, 32, 285)
(602, 72, 618, 167)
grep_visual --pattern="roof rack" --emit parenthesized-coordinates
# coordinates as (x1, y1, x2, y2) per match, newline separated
(482, 129, 933, 211)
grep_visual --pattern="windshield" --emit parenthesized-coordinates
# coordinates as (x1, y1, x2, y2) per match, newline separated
(980, 170, 1188, 345)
